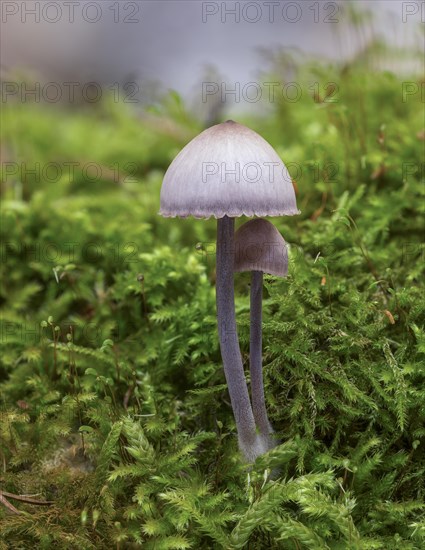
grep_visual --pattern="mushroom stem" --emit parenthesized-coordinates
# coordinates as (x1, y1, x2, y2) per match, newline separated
(250, 270, 274, 449)
(216, 216, 261, 461)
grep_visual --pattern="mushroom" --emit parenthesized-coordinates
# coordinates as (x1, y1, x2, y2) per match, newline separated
(234, 218, 288, 451)
(159, 120, 299, 462)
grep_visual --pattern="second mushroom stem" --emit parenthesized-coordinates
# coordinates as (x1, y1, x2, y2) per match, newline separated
(216, 216, 260, 462)
(250, 270, 274, 448)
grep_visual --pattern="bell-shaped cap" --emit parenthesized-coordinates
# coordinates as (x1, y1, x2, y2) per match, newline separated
(234, 218, 288, 277)
(159, 120, 299, 219)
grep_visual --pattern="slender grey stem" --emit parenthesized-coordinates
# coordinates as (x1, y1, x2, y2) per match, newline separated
(250, 270, 274, 449)
(216, 216, 262, 461)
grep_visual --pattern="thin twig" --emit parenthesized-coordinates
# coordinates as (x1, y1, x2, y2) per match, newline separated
(2, 490, 54, 505)
(0, 493, 20, 514)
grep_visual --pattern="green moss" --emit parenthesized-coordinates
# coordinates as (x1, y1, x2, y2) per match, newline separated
(1, 54, 424, 548)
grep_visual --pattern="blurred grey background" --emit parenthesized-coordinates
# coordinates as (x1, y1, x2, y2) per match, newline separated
(1, 0, 423, 111)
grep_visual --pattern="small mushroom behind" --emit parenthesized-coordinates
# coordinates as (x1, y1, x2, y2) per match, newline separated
(234, 218, 288, 451)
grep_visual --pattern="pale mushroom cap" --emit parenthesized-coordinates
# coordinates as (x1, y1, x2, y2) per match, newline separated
(159, 120, 299, 219)
(234, 218, 288, 277)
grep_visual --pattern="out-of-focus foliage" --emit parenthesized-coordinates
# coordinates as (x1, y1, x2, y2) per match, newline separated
(1, 44, 424, 548)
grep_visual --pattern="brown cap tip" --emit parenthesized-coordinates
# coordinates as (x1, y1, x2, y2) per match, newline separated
(234, 218, 288, 277)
